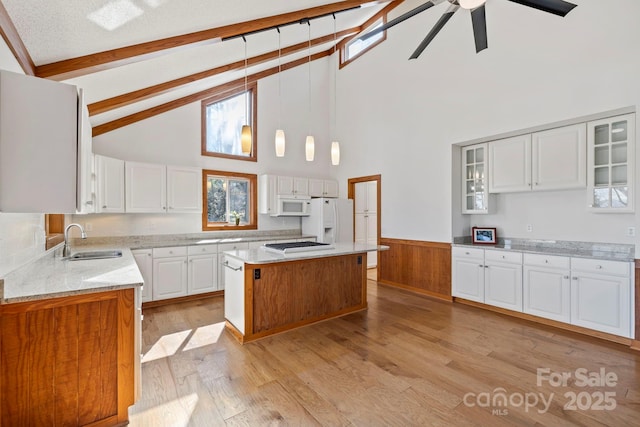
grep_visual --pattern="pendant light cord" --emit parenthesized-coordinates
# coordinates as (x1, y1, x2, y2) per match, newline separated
(243, 36, 249, 124)
(333, 14, 337, 138)
(277, 28, 282, 128)
(307, 21, 311, 134)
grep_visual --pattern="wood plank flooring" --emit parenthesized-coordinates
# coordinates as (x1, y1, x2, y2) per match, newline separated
(130, 276, 640, 426)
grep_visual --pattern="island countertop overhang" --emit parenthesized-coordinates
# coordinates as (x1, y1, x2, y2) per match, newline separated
(222, 242, 389, 265)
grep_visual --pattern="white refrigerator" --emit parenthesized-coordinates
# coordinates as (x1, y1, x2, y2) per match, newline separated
(301, 198, 354, 244)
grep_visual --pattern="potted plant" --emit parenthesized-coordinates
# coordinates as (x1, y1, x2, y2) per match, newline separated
(230, 210, 243, 226)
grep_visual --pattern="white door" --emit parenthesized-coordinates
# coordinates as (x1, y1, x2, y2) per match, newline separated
(484, 262, 523, 312)
(188, 254, 218, 294)
(354, 182, 368, 213)
(532, 123, 586, 191)
(167, 166, 202, 212)
(96, 155, 125, 213)
(452, 258, 485, 303)
(366, 213, 378, 268)
(488, 134, 532, 193)
(132, 249, 153, 302)
(125, 162, 166, 213)
(354, 213, 367, 244)
(570, 273, 631, 337)
(153, 257, 188, 300)
(523, 267, 570, 322)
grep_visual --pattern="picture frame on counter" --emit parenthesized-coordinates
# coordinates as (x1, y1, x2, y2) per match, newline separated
(472, 227, 497, 244)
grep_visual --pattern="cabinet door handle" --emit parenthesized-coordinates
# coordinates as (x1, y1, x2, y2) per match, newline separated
(563, 275, 569, 279)
(572, 276, 578, 280)
(595, 265, 602, 269)
(484, 265, 489, 268)
(102, 205, 107, 208)
(223, 261, 243, 272)
(465, 251, 470, 255)
(478, 264, 483, 268)
(544, 259, 549, 263)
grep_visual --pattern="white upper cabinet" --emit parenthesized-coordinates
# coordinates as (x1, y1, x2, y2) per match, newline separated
(125, 162, 201, 213)
(167, 166, 202, 213)
(462, 144, 489, 214)
(489, 134, 532, 193)
(277, 176, 308, 197)
(586, 113, 635, 212)
(76, 88, 95, 214)
(95, 155, 125, 213)
(531, 123, 586, 191)
(309, 179, 339, 198)
(126, 161, 167, 213)
(489, 124, 586, 193)
(0, 70, 78, 213)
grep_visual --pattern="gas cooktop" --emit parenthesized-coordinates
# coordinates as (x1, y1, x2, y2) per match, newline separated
(262, 241, 334, 253)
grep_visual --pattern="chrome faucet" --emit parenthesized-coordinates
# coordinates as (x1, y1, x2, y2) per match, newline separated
(63, 223, 87, 257)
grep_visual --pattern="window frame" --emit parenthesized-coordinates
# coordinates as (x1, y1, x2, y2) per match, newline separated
(201, 169, 257, 231)
(339, 16, 387, 69)
(201, 81, 258, 162)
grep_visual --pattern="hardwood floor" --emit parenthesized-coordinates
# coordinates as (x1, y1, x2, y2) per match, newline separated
(130, 278, 640, 426)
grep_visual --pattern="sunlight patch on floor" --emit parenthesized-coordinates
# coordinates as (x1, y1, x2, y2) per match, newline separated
(183, 322, 225, 351)
(142, 329, 191, 363)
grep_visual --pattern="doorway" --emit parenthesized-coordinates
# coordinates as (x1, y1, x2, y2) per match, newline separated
(348, 175, 381, 279)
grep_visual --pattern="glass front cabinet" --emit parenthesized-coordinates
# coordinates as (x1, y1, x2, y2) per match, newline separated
(462, 143, 489, 214)
(587, 113, 635, 212)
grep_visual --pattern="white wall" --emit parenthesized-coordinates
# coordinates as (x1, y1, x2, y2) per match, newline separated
(0, 40, 48, 275)
(81, 58, 334, 236)
(333, 0, 640, 250)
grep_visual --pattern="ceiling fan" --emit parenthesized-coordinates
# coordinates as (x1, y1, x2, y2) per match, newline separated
(359, 0, 577, 59)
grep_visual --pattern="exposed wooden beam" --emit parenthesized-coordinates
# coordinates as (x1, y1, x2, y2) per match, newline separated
(92, 50, 332, 137)
(0, 2, 35, 75)
(35, 0, 391, 80)
(88, 28, 358, 117)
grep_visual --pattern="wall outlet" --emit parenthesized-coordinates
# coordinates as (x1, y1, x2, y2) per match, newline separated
(627, 226, 636, 237)
(526, 224, 533, 232)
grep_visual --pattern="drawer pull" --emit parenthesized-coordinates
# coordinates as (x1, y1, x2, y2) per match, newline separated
(572, 276, 578, 280)
(465, 251, 470, 255)
(595, 265, 602, 269)
(544, 259, 548, 263)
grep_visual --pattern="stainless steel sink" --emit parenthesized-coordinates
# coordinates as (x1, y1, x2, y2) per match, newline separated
(67, 250, 123, 261)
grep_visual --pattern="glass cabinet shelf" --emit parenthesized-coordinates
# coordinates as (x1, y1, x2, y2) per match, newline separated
(587, 113, 635, 212)
(462, 143, 489, 214)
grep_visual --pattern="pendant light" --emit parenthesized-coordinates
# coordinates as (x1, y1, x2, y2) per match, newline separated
(275, 28, 285, 157)
(305, 21, 315, 162)
(241, 36, 252, 155)
(331, 14, 340, 166)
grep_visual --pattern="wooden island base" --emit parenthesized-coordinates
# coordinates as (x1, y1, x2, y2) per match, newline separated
(224, 252, 368, 344)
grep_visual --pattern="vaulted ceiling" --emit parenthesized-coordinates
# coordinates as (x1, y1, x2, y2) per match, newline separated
(0, 0, 400, 134)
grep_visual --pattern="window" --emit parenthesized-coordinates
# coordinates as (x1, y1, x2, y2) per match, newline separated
(201, 82, 257, 161)
(202, 170, 257, 231)
(340, 19, 385, 68)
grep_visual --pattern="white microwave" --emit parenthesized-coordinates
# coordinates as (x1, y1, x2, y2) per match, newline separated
(273, 196, 311, 216)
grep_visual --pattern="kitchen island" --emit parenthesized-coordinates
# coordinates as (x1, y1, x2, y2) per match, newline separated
(222, 242, 387, 343)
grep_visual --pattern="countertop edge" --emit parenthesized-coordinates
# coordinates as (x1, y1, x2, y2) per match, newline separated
(451, 243, 635, 262)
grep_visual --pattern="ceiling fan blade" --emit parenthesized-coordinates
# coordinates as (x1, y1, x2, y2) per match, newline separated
(507, 0, 577, 17)
(471, 4, 487, 53)
(409, 4, 459, 59)
(360, 0, 440, 41)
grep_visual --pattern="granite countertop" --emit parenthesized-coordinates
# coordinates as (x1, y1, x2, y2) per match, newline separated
(1, 231, 316, 304)
(223, 243, 389, 265)
(72, 232, 317, 250)
(452, 239, 635, 262)
(1, 244, 143, 304)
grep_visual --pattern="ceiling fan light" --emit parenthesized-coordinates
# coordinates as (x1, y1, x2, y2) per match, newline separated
(331, 141, 340, 166)
(241, 125, 252, 154)
(305, 135, 315, 161)
(459, 0, 486, 10)
(275, 129, 285, 157)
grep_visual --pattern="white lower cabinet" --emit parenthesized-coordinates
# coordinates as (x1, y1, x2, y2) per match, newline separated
(570, 258, 631, 337)
(218, 242, 249, 291)
(523, 254, 571, 323)
(187, 245, 218, 294)
(484, 250, 523, 312)
(152, 246, 188, 300)
(132, 249, 153, 303)
(451, 247, 485, 303)
(453, 246, 633, 338)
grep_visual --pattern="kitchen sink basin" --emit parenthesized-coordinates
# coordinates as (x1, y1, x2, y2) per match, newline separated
(68, 250, 123, 261)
